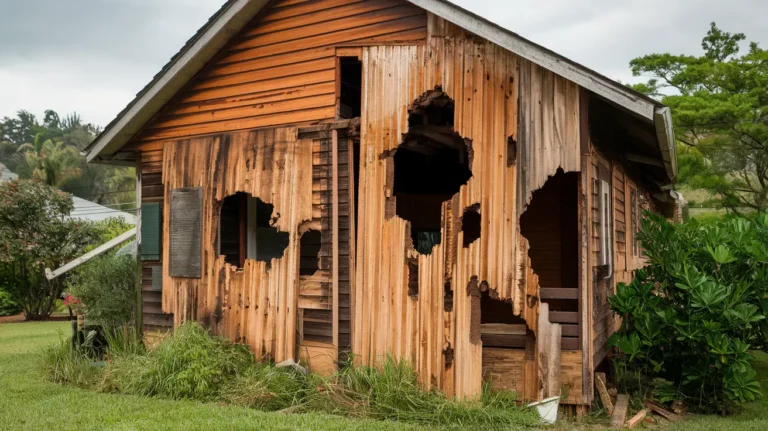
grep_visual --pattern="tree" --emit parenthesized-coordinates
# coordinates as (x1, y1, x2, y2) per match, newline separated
(630, 23, 768, 213)
(0, 179, 101, 320)
(18, 137, 82, 187)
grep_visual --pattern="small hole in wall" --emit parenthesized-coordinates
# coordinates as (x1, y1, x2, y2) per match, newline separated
(218, 192, 290, 268)
(393, 89, 473, 255)
(299, 230, 321, 276)
(461, 206, 481, 248)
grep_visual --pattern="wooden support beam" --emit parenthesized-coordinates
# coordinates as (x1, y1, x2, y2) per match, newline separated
(331, 130, 340, 350)
(611, 394, 629, 428)
(298, 118, 360, 139)
(540, 287, 579, 299)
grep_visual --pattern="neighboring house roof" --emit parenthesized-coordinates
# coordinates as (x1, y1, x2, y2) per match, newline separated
(0, 163, 136, 224)
(84, 0, 676, 182)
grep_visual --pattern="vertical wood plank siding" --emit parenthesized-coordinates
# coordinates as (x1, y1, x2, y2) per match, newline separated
(352, 17, 582, 402)
(161, 128, 313, 362)
(129, 0, 427, 146)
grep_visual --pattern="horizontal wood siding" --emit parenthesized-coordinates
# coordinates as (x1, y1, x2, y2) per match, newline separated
(140, 150, 174, 332)
(131, 0, 426, 145)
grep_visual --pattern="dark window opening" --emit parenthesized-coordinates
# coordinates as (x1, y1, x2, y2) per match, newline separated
(299, 230, 321, 276)
(339, 57, 362, 119)
(394, 90, 472, 255)
(218, 192, 290, 268)
(461, 206, 481, 248)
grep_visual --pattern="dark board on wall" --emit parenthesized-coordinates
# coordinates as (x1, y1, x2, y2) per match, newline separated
(169, 187, 203, 278)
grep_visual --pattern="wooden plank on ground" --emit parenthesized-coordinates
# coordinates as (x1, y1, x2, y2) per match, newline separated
(626, 409, 647, 428)
(646, 402, 682, 422)
(611, 394, 629, 428)
(595, 372, 613, 413)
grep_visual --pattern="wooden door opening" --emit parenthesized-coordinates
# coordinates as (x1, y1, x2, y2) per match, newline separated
(520, 170, 580, 350)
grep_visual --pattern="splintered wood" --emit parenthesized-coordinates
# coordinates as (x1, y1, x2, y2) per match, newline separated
(161, 127, 312, 362)
(352, 18, 582, 401)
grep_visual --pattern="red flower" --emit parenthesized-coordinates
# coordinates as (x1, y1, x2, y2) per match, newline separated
(63, 294, 80, 307)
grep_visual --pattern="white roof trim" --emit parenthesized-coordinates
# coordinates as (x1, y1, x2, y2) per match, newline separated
(85, 0, 271, 163)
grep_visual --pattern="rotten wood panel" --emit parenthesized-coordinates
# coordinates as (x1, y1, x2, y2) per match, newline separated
(352, 16, 582, 401)
(161, 127, 312, 363)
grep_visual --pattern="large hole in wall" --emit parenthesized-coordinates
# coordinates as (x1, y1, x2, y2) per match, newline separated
(218, 192, 290, 268)
(393, 90, 472, 255)
(520, 169, 580, 350)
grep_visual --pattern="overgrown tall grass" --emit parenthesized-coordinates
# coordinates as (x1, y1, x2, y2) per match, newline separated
(42, 322, 540, 428)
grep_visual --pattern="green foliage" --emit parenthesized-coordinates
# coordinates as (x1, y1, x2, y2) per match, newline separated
(0, 289, 22, 316)
(221, 365, 313, 411)
(45, 322, 536, 428)
(609, 212, 768, 412)
(0, 179, 101, 320)
(103, 323, 253, 400)
(67, 255, 137, 328)
(40, 337, 102, 389)
(0, 109, 135, 207)
(630, 23, 768, 213)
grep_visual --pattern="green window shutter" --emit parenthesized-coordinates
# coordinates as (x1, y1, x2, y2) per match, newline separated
(141, 203, 161, 261)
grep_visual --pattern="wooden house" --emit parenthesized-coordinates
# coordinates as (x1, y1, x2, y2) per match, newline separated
(85, 0, 677, 410)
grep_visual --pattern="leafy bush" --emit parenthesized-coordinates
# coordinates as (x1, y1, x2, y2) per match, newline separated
(609, 213, 768, 412)
(0, 289, 22, 316)
(68, 255, 137, 328)
(103, 322, 253, 400)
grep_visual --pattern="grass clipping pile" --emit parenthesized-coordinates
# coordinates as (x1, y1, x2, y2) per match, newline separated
(42, 322, 539, 428)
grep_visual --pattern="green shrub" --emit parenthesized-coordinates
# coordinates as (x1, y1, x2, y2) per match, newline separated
(103, 322, 252, 400)
(0, 289, 22, 316)
(68, 254, 137, 328)
(609, 213, 768, 413)
(308, 357, 538, 427)
(41, 337, 103, 388)
(221, 364, 313, 411)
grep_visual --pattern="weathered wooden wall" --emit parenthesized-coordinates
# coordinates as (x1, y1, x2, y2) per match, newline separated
(161, 127, 313, 362)
(352, 16, 583, 402)
(128, 0, 427, 148)
(126, 0, 672, 409)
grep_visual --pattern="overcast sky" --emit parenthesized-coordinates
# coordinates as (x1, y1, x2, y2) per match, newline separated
(1, 0, 765, 128)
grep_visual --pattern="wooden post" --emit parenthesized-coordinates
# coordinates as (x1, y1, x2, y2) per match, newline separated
(579, 87, 594, 405)
(135, 152, 143, 336)
(331, 130, 340, 350)
(611, 394, 629, 427)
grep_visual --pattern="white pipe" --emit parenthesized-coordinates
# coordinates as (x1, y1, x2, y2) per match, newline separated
(45, 227, 137, 280)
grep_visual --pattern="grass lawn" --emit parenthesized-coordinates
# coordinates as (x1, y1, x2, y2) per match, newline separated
(3, 321, 768, 431)
(0, 321, 422, 431)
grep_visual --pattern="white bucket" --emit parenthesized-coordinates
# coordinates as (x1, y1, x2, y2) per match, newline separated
(527, 396, 560, 424)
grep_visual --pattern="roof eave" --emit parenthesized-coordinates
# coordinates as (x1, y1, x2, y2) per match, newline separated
(85, 0, 271, 162)
(653, 106, 677, 183)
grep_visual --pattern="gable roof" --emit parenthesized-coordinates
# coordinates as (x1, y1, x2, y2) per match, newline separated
(85, 0, 676, 182)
